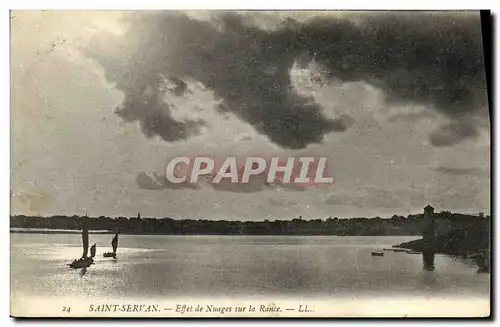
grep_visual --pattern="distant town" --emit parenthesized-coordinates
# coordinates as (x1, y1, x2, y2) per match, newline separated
(10, 208, 489, 237)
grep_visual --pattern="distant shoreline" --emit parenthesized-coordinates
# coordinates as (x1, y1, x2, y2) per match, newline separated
(10, 212, 488, 237)
(9, 228, 418, 237)
(10, 228, 112, 235)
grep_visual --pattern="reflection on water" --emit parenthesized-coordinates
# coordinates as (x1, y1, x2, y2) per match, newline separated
(421, 269, 438, 290)
(11, 234, 490, 300)
(423, 251, 435, 271)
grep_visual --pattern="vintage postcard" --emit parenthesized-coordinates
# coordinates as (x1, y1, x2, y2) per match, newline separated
(10, 10, 491, 318)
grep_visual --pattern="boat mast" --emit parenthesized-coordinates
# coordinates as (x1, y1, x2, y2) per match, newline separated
(81, 214, 89, 258)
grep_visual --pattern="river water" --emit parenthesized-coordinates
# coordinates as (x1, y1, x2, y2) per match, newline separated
(10, 233, 489, 302)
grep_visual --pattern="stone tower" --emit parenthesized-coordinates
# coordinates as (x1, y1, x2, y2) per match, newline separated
(423, 204, 435, 243)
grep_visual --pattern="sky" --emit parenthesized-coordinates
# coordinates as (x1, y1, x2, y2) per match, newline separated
(10, 11, 491, 220)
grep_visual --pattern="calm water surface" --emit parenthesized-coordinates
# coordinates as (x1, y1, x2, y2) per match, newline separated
(11, 234, 489, 300)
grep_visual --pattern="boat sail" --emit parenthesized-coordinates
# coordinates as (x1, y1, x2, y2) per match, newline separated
(82, 223, 89, 258)
(112, 234, 118, 253)
(68, 217, 95, 269)
(90, 243, 96, 258)
(104, 233, 118, 258)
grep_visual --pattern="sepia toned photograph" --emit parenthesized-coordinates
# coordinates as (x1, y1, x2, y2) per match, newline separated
(10, 9, 491, 318)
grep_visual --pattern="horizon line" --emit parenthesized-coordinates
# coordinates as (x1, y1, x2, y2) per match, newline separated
(9, 210, 489, 222)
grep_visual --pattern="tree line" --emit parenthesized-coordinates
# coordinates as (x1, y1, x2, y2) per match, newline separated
(10, 211, 489, 236)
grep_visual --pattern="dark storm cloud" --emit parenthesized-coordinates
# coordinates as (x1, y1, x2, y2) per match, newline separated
(429, 120, 479, 147)
(87, 12, 349, 148)
(137, 165, 309, 193)
(88, 11, 487, 148)
(301, 13, 487, 114)
(296, 12, 487, 145)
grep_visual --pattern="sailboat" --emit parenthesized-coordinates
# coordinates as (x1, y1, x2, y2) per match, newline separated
(68, 219, 96, 269)
(103, 233, 118, 259)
